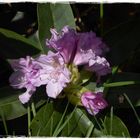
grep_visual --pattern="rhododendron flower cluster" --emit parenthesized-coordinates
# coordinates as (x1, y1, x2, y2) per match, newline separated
(9, 52, 71, 104)
(46, 26, 111, 80)
(9, 26, 111, 115)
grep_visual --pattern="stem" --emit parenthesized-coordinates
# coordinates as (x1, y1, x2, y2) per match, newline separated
(31, 102, 36, 117)
(100, 3, 104, 36)
(93, 114, 103, 131)
(27, 105, 31, 136)
(0, 109, 8, 135)
(109, 107, 113, 136)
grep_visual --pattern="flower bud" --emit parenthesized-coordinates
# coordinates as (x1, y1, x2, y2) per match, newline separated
(81, 91, 108, 115)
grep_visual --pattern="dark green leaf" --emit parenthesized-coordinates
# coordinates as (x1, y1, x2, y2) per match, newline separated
(91, 128, 105, 137)
(0, 86, 47, 120)
(30, 102, 62, 136)
(0, 28, 40, 59)
(61, 108, 94, 137)
(0, 86, 27, 120)
(37, 3, 76, 53)
(104, 115, 130, 137)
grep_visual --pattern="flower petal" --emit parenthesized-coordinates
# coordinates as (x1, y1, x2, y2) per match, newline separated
(46, 26, 77, 63)
(9, 71, 27, 89)
(19, 89, 34, 104)
(46, 80, 63, 98)
(86, 56, 111, 76)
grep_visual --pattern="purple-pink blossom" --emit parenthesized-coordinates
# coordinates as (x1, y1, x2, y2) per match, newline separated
(46, 26, 111, 79)
(46, 26, 77, 63)
(81, 91, 108, 115)
(35, 51, 71, 99)
(9, 51, 71, 104)
(85, 55, 111, 82)
(9, 26, 111, 105)
(9, 56, 44, 103)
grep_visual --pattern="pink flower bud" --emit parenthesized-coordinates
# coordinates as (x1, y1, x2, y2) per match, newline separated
(81, 91, 108, 115)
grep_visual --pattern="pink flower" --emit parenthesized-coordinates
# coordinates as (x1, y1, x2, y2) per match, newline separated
(35, 51, 71, 98)
(73, 32, 109, 65)
(81, 91, 108, 115)
(9, 51, 71, 104)
(9, 56, 44, 103)
(85, 55, 111, 82)
(46, 26, 77, 63)
(46, 26, 111, 79)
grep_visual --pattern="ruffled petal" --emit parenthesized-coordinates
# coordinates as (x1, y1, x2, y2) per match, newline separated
(9, 71, 27, 89)
(46, 26, 77, 63)
(85, 56, 111, 77)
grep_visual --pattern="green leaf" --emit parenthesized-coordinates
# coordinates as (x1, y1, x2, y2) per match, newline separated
(0, 28, 41, 59)
(104, 81, 138, 87)
(104, 115, 130, 137)
(31, 101, 96, 137)
(0, 86, 27, 120)
(0, 86, 46, 120)
(104, 18, 140, 65)
(91, 128, 105, 137)
(30, 102, 62, 136)
(61, 108, 94, 137)
(53, 105, 77, 137)
(74, 108, 94, 136)
(85, 82, 96, 91)
(106, 72, 140, 107)
(79, 70, 93, 85)
(37, 3, 76, 53)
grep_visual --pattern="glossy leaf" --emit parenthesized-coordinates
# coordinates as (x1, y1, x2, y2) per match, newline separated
(0, 86, 27, 120)
(61, 108, 94, 137)
(0, 28, 41, 59)
(30, 101, 96, 137)
(37, 3, 76, 53)
(30, 102, 62, 136)
(0, 86, 46, 121)
(104, 115, 130, 137)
